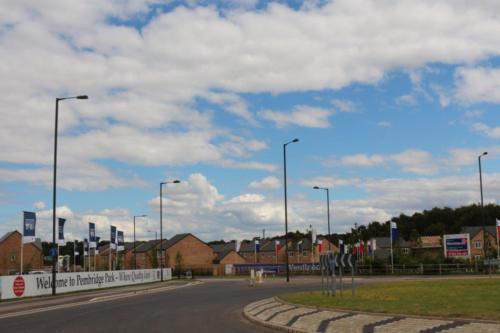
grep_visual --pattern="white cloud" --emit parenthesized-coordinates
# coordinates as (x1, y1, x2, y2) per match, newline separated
(34, 201, 46, 210)
(259, 105, 333, 128)
(341, 154, 385, 167)
(331, 99, 357, 113)
(471, 122, 500, 139)
(301, 176, 361, 188)
(456, 67, 500, 104)
(249, 176, 281, 189)
(2, 1, 500, 192)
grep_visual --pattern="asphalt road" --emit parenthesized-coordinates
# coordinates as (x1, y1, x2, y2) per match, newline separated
(0, 277, 321, 333)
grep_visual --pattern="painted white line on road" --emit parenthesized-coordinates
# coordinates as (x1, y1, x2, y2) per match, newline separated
(0, 281, 202, 320)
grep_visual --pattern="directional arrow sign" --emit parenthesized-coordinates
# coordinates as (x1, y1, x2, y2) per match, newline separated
(328, 252, 335, 270)
(334, 253, 339, 267)
(341, 254, 346, 268)
(348, 254, 353, 268)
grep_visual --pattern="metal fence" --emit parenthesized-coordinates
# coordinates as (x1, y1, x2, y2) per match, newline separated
(356, 263, 500, 275)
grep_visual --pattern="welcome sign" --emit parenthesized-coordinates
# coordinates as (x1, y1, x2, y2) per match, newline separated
(0, 268, 172, 300)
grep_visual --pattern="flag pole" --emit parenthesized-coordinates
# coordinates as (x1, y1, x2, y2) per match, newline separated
(73, 241, 76, 272)
(20, 216, 24, 275)
(390, 224, 394, 274)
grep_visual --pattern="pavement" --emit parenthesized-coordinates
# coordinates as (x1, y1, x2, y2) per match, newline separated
(244, 297, 500, 333)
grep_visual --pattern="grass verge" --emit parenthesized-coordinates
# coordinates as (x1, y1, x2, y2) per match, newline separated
(281, 278, 500, 321)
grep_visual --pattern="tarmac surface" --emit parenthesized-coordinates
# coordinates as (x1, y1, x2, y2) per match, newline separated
(0, 277, 321, 333)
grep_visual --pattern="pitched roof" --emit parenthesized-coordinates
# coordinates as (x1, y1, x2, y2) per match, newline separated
(0, 231, 42, 251)
(211, 241, 236, 254)
(158, 233, 210, 251)
(134, 240, 161, 253)
(462, 226, 497, 238)
(216, 249, 243, 262)
(0, 231, 17, 244)
(373, 237, 412, 248)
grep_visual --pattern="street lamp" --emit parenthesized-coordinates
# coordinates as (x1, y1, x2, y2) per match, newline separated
(478, 152, 488, 259)
(283, 138, 299, 283)
(147, 230, 158, 242)
(160, 180, 180, 281)
(52, 95, 88, 296)
(133, 214, 147, 269)
(313, 186, 331, 251)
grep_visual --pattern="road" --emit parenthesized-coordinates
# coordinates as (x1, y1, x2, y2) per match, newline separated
(0, 277, 321, 333)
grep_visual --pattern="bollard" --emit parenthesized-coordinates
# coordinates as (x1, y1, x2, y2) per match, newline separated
(249, 269, 255, 287)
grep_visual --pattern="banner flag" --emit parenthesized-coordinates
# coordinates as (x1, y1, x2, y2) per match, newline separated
(74, 241, 79, 256)
(496, 219, 500, 240)
(372, 238, 377, 251)
(84, 238, 88, 256)
(95, 236, 100, 254)
(317, 240, 323, 253)
(57, 218, 66, 245)
(275, 240, 281, 253)
(117, 231, 125, 251)
(110, 225, 117, 250)
(311, 228, 317, 244)
(89, 223, 96, 248)
(22, 211, 36, 243)
(297, 240, 303, 253)
(255, 239, 260, 253)
(390, 222, 398, 243)
(235, 240, 241, 252)
(339, 239, 344, 254)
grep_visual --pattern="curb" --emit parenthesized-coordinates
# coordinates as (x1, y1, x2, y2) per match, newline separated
(243, 297, 310, 333)
(243, 296, 500, 333)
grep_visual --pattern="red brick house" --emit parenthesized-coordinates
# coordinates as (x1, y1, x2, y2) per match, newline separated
(0, 231, 43, 275)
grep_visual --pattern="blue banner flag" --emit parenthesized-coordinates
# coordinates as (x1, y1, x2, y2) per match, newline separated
(390, 222, 398, 243)
(110, 225, 117, 250)
(57, 218, 66, 245)
(89, 222, 96, 248)
(339, 239, 344, 254)
(117, 231, 125, 251)
(255, 239, 260, 253)
(23, 211, 36, 243)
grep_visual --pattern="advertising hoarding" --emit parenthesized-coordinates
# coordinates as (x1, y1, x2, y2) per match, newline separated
(443, 233, 470, 258)
(0, 268, 172, 300)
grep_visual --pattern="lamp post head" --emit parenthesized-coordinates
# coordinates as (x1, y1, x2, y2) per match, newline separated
(483, 152, 488, 156)
(313, 186, 319, 189)
(76, 95, 88, 99)
(172, 180, 181, 184)
(292, 138, 299, 143)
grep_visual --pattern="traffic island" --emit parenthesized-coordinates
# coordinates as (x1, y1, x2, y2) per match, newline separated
(243, 278, 500, 333)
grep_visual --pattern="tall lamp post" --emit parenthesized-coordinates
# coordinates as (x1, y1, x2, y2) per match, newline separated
(133, 214, 147, 269)
(160, 180, 180, 281)
(478, 152, 488, 259)
(283, 138, 299, 283)
(52, 95, 88, 296)
(313, 186, 331, 251)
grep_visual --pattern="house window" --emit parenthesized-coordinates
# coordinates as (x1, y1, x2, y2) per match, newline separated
(475, 241, 482, 249)
(10, 255, 16, 262)
(402, 248, 410, 255)
(475, 255, 481, 260)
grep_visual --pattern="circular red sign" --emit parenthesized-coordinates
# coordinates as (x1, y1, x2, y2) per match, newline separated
(13, 276, 25, 297)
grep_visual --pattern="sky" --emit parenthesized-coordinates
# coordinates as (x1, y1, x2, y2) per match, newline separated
(0, 0, 499, 244)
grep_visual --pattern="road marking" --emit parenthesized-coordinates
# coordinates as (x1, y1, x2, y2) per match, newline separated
(0, 282, 200, 320)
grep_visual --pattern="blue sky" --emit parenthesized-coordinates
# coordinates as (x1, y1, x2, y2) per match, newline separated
(0, 0, 499, 243)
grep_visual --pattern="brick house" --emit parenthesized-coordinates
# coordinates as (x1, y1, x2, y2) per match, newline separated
(0, 231, 43, 275)
(239, 239, 267, 263)
(462, 226, 498, 259)
(158, 234, 216, 271)
(122, 240, 159, 269)
(211, 241, 246, 265)
(412, 236, 443, 258)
